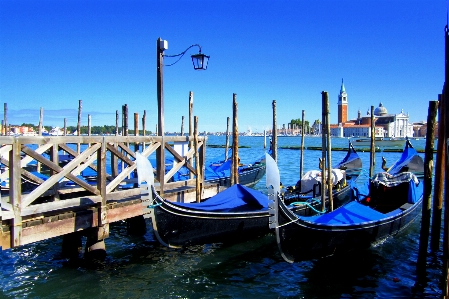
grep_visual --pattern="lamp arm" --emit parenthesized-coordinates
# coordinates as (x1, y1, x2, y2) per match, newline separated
(163, 44, 202, 67)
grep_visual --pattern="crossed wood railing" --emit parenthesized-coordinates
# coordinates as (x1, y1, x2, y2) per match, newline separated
(0, 135, 206, 248)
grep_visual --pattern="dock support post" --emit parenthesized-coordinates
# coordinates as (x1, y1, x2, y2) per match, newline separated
(320, 92, 327, 213)
(142, 110, 147, 149)
(188, 91, 194, 179)
(272, 100, 277, 163)
(181, 115, 185, 136)
(194, 116, 202, 202)
(77, 100, 82, 154)
(431, 94, 445, 251)
(369, 106, 375, 177)
(323, 92, 333, 211)
(300, 110, 305, 179)
(225, 117, 230, 161)
(61, 232, 82, 259)
(112, 110, 119, 178)
(443, 24, 449, 298)
(3, 103, 7, 136)
(231, 94, 239, 185)
(416, 100, 438, 286)
(84, 228, 106, 262)
(127, 216, 147, 236)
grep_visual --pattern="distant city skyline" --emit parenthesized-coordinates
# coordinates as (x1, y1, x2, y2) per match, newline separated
(1, 0, 444, 133)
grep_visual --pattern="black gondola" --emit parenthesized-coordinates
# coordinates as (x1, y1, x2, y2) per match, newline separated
(269, 139, 424, 262)
(135, 143, 363, 249)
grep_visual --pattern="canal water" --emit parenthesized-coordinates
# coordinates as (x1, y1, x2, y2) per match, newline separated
(0, 136, 443, 298)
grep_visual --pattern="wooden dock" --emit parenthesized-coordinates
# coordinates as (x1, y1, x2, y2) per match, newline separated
(0, 135, 219, 252)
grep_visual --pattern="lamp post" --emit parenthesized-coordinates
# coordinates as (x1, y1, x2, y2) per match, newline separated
(156, 37, 209, 194)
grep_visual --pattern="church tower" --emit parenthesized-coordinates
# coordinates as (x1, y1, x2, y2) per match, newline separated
(337, 78, 348, 124)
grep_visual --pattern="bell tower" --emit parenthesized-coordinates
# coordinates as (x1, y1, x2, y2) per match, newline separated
(337, 78, 348, 124)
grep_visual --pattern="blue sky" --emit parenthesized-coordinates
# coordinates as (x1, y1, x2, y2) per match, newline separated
(0, 0, 445, 134)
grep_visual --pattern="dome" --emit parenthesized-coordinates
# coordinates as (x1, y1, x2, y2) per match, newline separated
(374, 102, 388, 116)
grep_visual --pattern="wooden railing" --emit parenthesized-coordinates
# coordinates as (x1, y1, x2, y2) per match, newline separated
(0, 135, 206, 248)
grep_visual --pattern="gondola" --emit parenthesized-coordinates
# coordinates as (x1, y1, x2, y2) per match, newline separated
(202, 152, 267, 187)
(281, 142, 363, 215)
(135, 152, 270, 248)
(269, 139, 424, 262)
(135, 144, 362, 249)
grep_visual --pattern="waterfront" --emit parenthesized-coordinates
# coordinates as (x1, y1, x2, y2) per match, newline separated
(0, 136, 443, 298)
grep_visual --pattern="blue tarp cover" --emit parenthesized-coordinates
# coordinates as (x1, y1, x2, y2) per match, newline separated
(168, 184, 269, 212)
(302, 201, 387, 225)
(304, 180, 423, 225)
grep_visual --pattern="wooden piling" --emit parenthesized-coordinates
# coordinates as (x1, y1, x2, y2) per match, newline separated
(142, 110, 147, 148)
(61, 232, 82, 259)
(225, 117, 230, 161)
(123, 104, 128, 137)
(115, 110, 119, 135)
(88, 114, 91, 136)
(39, 107, 43, 136)
(264, 130, 266, 149)
(112, 110, 119, 177)
(77, 100, 82, 136)
(300, 110, 305, 179)
(231, 94, 239, 185)
(272, 100, 278, 163)
(431, 94, 445, 251)
(417, 100, 438, 280)
(443, 24, 449, 298)
(84, 228, 106, 262)
(321, 92, 327, 212)
(189, 91, 194, 179)
(134, 112, 139, 152)
(3, 103, 7, 136)
(126, 216, 147, 236)
(77, 100, 82, 155)
(194, 116, 201, 202)
(370, 106, 375, 177)
(324, 92, 333, 211)
(181, 115, 185, 136)
(38, 107, 44, 172)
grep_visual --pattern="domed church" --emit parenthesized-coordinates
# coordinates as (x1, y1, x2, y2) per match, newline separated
(331, 81, 414, 138)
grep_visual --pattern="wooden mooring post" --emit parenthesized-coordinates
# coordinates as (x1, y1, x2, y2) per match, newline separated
(323, 92, 333, 211)
(272, 100, 278, 163)
(370, 105, 375, 178)
(225, 117, 230, 161)
(443, 24, 449, 298)
(416, 100, 438, 286)
(300, 110, 305, 179)
(431, 93, 445, 252)
(3, 103, 7, 136)
(320, 92, 327, 213)
(231, 93, 239, 185)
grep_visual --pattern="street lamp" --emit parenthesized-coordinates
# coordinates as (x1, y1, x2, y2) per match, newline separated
(156, 37, 210, 137)
(156, 38, 209, 192)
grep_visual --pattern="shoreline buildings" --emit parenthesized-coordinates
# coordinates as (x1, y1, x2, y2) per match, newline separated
(330, 79, 415, 138)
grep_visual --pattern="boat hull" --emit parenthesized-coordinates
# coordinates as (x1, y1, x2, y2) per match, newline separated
(351, 138, 406, 147)
(152, 199, 270, 248)
(206, 164, 266, 188)
(275, 191, 423, 262)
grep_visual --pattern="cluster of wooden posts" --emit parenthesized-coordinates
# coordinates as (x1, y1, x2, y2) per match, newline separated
(0, 91, 256, 262)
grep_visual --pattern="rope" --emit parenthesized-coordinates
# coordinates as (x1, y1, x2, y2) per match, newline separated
(148, 203, 162, 208)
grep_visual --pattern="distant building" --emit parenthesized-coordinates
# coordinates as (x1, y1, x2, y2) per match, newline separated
(337, 79, 348, 124)
(330, 80, 414, 138)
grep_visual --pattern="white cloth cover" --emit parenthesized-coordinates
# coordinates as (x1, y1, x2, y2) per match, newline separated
(300, 169, 345, 192)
